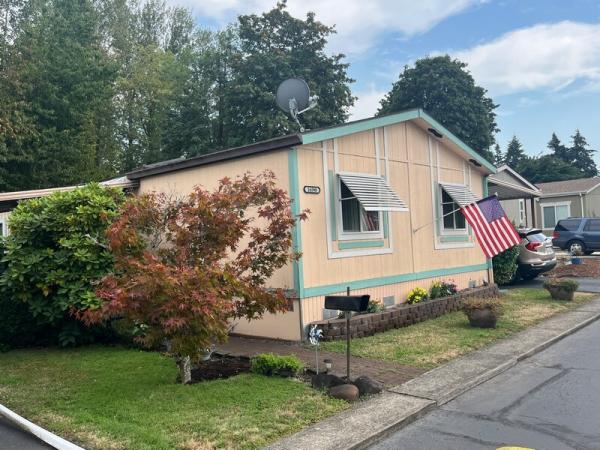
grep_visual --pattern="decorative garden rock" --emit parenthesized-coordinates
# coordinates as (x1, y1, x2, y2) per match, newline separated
(353, 375, 383, 396)
(311, 373, 345, 390)
(328, 384, 360, 402)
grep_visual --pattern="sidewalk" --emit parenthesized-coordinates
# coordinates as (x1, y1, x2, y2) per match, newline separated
(266, 297, 600, 450)
(216, 336, 425, 386)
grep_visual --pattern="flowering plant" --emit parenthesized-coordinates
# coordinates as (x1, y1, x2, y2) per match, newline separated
(430, 280, 458, 299)
(406, 287, 428, 304)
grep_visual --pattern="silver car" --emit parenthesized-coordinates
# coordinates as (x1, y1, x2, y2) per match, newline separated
(516, 228, 557, 280)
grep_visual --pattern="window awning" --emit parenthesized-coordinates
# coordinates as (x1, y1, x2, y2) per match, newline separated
(439, 183, 480, 208)
(339, 173, 408, 212)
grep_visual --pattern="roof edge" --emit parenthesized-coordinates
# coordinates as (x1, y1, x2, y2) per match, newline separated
(301, 108, 496, 174)
(127, 134, 302, 180)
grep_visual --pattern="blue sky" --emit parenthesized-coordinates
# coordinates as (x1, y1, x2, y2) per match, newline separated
(189, 0, 600, 162)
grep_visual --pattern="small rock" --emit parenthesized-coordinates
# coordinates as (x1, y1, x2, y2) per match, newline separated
(311, 373, 345, 390)
(353, 375, 383, 396)
(328, 383, 360, 402)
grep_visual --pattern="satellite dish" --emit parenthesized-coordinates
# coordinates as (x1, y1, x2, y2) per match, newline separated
(276, 78, 318, 132)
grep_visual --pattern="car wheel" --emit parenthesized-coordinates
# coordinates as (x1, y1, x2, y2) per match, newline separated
(568, 240, 586, 255)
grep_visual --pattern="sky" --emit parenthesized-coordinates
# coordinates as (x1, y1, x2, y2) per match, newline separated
(186, 0, 600, 162)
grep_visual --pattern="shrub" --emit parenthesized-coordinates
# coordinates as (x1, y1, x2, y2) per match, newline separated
(461, 297, 504, 317)
(543, 279, 578, 292)
(406, 287, 428, 305)
(250, 353, 304, 377)
(492, 245, 520, 285)
(0, 184, 123, 345)
(366, 298, 383, 313)
(429, 280, 458, 299)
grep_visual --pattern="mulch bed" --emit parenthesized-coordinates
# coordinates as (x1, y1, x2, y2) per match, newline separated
(547, 258, 600, 278)
(190, 354, 251, 383)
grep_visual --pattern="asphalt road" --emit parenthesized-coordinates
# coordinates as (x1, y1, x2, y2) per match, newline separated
(511, 276, 600, 293)
(371, 318, 600, 450)
(0, 417, 53, 449)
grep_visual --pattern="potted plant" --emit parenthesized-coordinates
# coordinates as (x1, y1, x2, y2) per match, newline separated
(462, 298, 504, 328)
(543, 279, 579, 301)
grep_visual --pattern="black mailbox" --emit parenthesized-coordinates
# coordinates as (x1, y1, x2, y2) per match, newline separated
(325, 295, 370, 312)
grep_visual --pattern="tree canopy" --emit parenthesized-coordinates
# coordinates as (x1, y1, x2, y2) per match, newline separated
(378, 55, 498, 161)
(0, 0, 354, 190)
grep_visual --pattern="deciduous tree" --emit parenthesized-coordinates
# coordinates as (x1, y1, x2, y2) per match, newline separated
(81, 171, 307, 383)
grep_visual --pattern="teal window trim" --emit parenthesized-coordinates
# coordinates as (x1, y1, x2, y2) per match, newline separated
(439, 235, 470, 243)
(435, 184, 472, 242)
(288, 148, 304, 298)
(338, 239, 385, 250)
(302, 262, 489, 298)
(329, 170, 390, 244)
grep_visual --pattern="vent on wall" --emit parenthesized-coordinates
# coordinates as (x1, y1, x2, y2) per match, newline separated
(383, 296, 395, 308)
(323, 308, 339, 320)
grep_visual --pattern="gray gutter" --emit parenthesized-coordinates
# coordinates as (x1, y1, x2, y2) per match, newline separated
(128, 134, 302, 180)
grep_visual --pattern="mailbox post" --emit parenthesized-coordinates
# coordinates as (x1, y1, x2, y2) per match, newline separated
(324, 288, 370, 380)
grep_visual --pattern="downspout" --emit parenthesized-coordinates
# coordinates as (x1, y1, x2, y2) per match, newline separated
(483, 175, 494, 284)
(580, 193, 585, 217)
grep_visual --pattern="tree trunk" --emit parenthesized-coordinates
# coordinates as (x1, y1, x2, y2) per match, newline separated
(176, 355, 192, 384)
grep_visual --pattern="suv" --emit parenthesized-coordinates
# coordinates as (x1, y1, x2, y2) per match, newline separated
(553, 218, 600, 254)
(516, 228, 557, 280)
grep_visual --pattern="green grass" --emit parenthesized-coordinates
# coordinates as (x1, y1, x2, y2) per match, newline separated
(0, 347, 347, 450)
(321, 288, 594, 369)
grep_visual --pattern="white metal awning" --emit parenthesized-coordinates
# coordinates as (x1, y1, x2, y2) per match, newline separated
(339, 173, 408, 212)
(439, 183, 480, 208)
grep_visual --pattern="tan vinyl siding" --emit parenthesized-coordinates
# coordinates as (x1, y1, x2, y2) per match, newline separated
(137, 151, 295, 290)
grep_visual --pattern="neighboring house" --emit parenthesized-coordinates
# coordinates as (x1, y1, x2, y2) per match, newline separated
(489, 165, 541, 228)
(535, 177, 600, 232)
(0, 176, 138, 236)
(126, 108, 496, 341)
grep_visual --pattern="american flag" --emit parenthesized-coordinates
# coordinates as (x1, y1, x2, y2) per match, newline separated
(461, 195, 521, 258)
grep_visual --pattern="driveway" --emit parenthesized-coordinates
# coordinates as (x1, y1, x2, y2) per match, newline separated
(0, 417, 52, 450)
(370, 318, 600, 449)
(510, 276, 600, 293)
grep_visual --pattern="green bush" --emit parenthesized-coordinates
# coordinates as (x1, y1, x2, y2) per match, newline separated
(429, 280, 458, 299)
(492, 245, 520, 285)
(406, 287, 428, 305)
(0, 184, 123, 345)
(366, 298, 383, 313)
(250, 353, 304, 377)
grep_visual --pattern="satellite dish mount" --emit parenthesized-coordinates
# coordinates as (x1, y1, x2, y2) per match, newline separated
(276, 78, 318, 132)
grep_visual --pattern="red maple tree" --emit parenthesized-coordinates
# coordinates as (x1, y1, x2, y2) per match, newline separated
(81, 171, 306, 382)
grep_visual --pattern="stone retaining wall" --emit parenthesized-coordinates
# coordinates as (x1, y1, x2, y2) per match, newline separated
(311, 284, 500, 341)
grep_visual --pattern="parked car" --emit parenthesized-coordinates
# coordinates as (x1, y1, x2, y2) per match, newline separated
(516, 228, 557, 280)
(552, 218, 600, 255)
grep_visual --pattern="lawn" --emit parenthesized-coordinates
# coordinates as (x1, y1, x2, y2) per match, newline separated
(0, 347, 347, 450)
(321, 288, 594, 369)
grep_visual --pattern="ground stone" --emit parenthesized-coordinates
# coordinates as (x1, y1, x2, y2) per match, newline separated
(353, 375, 384, 396)
(329, 384, 360, 402)
(311, 373, 346, 390)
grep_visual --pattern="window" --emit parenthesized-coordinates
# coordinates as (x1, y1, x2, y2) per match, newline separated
(556, 218, 581, 231)
(339, 180, 380, 233)
(518, 199, 526, 225)
(542, 203, 570, 229)
(585, 219, 600, 232)
(440, 187, 466, 231)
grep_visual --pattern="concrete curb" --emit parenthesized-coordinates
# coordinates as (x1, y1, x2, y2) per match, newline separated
(266, 298, 600, 450)
(0, 404, 85, 450)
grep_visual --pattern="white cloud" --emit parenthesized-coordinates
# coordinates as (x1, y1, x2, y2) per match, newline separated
(183, 0, 483, 55)
(349, 85, 386, 120)
(454, 21, 600, 96)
